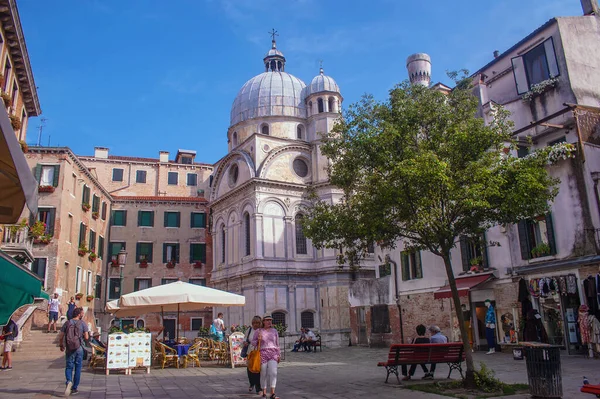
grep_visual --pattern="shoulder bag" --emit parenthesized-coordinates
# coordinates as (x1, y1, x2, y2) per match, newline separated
(247, 336, 261, 373)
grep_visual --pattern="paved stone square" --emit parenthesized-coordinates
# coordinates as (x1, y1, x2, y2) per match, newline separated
(0, 347, 598, 398)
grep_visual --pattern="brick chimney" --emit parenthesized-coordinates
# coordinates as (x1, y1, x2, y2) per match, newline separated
(581, 0, 599, 15)
(159, 151, 169, 163)
(94, 147, 108, 159)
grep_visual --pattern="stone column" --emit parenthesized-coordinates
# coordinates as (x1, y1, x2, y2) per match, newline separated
(284, 216, 293, 259)
(254, 214, 264, 259)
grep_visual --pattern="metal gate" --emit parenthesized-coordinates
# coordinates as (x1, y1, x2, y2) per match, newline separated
(357, 307, 367, 345)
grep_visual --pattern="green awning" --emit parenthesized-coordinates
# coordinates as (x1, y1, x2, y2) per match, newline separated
(0, 250, 46, 325)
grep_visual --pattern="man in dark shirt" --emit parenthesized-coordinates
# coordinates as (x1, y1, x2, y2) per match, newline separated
(1, 318, 17, 370)
(402, 324, 430, 380)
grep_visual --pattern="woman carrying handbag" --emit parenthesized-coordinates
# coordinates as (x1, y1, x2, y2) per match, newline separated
(251, 314, 281, 399)
(243, 316, 262, 394)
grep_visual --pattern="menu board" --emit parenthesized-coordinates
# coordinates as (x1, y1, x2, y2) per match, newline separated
(229, 332, 246, 368)
(128, 332, 152, 368)
(107, 333, 130, 369)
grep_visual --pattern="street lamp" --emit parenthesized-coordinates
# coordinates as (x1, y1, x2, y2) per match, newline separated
(117, 248, 127, 330)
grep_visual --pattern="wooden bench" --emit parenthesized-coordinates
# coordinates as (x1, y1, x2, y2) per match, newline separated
(377, 343, 465, 383)
(307, 334, 321, 352)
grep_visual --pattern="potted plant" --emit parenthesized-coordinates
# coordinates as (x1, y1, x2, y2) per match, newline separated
(82, 203, 91, 212)
(29, 220, 46, 240)
(1, 92, 11, 106)
(139, 259, 148, 268)
(38, 185, 55, 193)
(19, 140, 28, 153)
(193, 261, 202, 268)
(470, 257, 482, 268)
(531, 243, 551, 258)
(86, 295, 94, 301)
(75, 292, 84, 300)
(34, 234, 52, 245)
(9, 115, 21, 130)
(92, 211, 99, 220)
(78, 244, 88, 257)
(88, 252, 97, 262)
(110, 257, 119, 267)
(166, 260, 176, 268)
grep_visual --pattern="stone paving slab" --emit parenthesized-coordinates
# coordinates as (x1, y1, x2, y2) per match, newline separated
(0, 346, 597, 398)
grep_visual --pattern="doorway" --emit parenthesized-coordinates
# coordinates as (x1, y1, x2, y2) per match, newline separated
(473, 300, 497, 351)
(357, 307, 367, 346)
(163, 319, 176, 341)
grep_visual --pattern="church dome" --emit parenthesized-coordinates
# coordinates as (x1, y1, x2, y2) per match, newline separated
(230, 39, 307, 126)
(306, 68, 340, 97)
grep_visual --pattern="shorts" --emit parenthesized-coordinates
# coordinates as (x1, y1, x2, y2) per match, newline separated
(49, 311, 59, 322)
(3, 340, 13, 353)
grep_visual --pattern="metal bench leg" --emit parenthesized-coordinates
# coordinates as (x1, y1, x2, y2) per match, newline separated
(447, 362, 464, 379)
(384, 366, 399, 384)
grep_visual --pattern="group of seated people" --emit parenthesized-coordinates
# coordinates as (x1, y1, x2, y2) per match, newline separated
(291, 327, 317, 352)
(402, 324, 448, 380)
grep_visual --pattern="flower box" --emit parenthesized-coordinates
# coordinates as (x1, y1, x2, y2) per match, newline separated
(33, 235, 52, 245)
(82, 203, 91, 212)
(78, 246, 88, 257)
(166, 262, 176, 269)
(139, 260, 148, 268)
(193, 261, 203, 268)
(38, 185, 55, 193)
(92, 211, 99, 220)
(1, 92, 11, 107)
(19, 140, 28, 153)
(75, 293, 83, 300)
(9, 115, 21, 130)
(88, 252, 98, 262)
(110, 260, 119, 267)
(86, 295, 94, 301)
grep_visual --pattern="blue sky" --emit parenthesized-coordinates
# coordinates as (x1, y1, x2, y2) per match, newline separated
(18, 0, 582, 164)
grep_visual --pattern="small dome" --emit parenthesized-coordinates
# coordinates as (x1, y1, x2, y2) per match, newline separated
(230, 72, 307, 126)
(306, 68, 340, 97)
(265, 47, 284, 58)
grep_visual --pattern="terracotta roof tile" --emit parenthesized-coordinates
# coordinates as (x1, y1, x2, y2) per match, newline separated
(113, 196, 208, 203)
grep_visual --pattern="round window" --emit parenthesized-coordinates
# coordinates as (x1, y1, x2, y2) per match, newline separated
(228, 163, 239, 187)
(293, 158, 309, 178)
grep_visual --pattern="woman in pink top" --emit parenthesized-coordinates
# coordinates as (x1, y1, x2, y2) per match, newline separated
(252, 314, 281, 399)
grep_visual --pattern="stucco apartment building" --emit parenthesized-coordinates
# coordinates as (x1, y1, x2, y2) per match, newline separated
(79, 148, 213, 339)
(349, 0, 600, 354)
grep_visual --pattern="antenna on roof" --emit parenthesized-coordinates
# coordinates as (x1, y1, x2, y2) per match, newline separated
(36, 117, 47, 146)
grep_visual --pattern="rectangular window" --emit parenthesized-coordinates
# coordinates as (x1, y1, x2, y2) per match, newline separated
(98, 236, 104, 259)
(190, 212, 206, 228)
(31, 258, 47, 282)
(371, 305, 391, 334)
(82, 185, 91, 205)
(101, 202, 107, 220)
(161, 278, 178, 285)
(86, 271, 92, 295)
(517, 213, 557, 260)
(92, 195, 100, 213)
(37, 207, 56, 236)
(108, 278, 120, 300)
(72, 173, 77, 194)
(189, 278, 206, 286)
(67, 214, 73, 243)
(187, 173, 197, 186)
(112, 168, 124, 182)
(134, 278, 152, 291)
(78, 222, 87, 246)
(136, 170, 147, 183)
(459, 235, 488, 272)
(163, 243, 180, 263)
(136, 242, 153, 263)
(401, 250, 423, 281)
(111, 210, 127, 226)
(164, 211, 180, 228)
(181, 157, 193, 165)
(3, 57, 11, 91)
(517, 145, 529, 158)
(89, 230, 97, 251)
(190, 317, 204, 330)
(109, 242, 126, 259)
(36, 165, 60, 187)
(168, 172, 178, 185)
(75, 267, 82, 293)
(138, 210, 154, 227)
(95, 275, 102, 299)
(190, 243, 206, 263)
(511, 37, 560, 94)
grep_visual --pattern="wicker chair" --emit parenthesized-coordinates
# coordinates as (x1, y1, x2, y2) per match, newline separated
(88, 343, 106, 369)
(197, 338, 211, 360)
(156, 342, 179, 369)
(215, 340, 230, 366)
(183, 341, 202, 368)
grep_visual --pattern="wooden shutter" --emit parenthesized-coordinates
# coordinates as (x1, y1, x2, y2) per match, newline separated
(52, 165, 60, 187)
(175, 244, 180, 263)
(138, 210, 142, 226)
(34, 164, 41, 182)
(459, 236, 469, 271)
(544, 38, 560, 78)
(176, 212, 180, 227)
(415, 251, 423, 279)
(199, 244, 206, 262)
(189, 244, 194, 262)
(149, 211, 154, 227)
(134, 279, 139, 291)
(164, 212, 168, 227)
(79, 223, 86, 246)
(147, 243, 153, 262)
(481, 233, 489, 268)
(511, 56, 529, 94)
(163, 243, 167, 263)
(101, 202, 107, 220)
(546, 213, 557, 255)
(122, 210, 127, 226)
(98, 236, 104, 259)
(400, 252, 409, 281)
(517, 221, 530, 260)
(136, 243, 141, 262)
(47, 208, 56, 236)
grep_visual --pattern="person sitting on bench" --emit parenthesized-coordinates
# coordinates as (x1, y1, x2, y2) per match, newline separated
(291, 328, 306, 352)
(303, 328, 317, 352)
(402, 324, 430, 381)
(424, 325, 448, 379)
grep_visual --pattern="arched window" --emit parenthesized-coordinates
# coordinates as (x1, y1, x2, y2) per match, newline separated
(221, 225, 226, 263)
(261, 124, 269, 135)
(272, 311, 286, 327)
(308, 101, 313, 116)
(244, 212, 251, 256)
(317, 98, 324, 113)
(136, 319, 145, 329)
(295, 214, 307, 254)
(301, 311, 315, 329)
(232, 132, 238, 147)
(328, 97, 335, 113)
(297, 125, 303, 140)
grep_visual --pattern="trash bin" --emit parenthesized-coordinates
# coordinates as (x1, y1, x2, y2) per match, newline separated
(523, 345, 562, 398)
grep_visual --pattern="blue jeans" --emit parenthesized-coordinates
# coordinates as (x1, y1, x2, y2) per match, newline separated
(65, 347, 83, 389)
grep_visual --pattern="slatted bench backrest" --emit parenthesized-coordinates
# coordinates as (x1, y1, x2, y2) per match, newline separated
(386, 343, 464, 364)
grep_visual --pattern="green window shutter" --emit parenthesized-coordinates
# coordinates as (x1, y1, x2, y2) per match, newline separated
(47, 208, 56, 236)
(415, 251, 423, 279)
(101, 202, 107, 220)
(517, 220, 530, 260)
(459, 236, 469, 272)
(149, 211, 154, 227)
(34, 164, 42, 183)
(136, 243, 141, 262)
(481, 233, 489, 268)
(175, 244, 180, 263)
(52, 165, 60, 187)
(98, 236, 104, 259)
(176, 212, 181, 227)
(189, 244, 194, 262)
(199, 244, 206, 263)
(137, 210, 142, 227)
(400, 252, 409, 281)
(190, 213, 194, 228)
(148, 243, 153, 262)
(163, 243, 167, 263)
(164, 212, 168, 227)
(134, 279, 139, 291)
(200, 213, 206, 227)
(78, 223, 84, 246)
(546, 213, 557, 255)
(123, 210, 127, 226)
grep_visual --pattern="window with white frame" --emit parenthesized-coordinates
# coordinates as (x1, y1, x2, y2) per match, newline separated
(40, 165, 56, 186)
(191, 317, 204, 331)
(401, 250, 423, 281)
(86, 271, 92, 295)
(75, 267, 82, 293)
(511, 37, 560, 94)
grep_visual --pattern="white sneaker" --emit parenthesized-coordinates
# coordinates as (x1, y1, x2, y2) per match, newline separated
(65, 381, 73, 397)
(486, 349, 495, 355)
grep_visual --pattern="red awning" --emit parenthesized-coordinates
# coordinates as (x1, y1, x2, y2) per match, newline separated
(434, 273, 494, 299)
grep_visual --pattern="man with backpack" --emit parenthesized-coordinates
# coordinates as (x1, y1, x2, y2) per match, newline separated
(58, 307, 89, 396)
(1, 317, 18, 370)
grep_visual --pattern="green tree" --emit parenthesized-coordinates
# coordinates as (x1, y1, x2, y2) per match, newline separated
(303, 76, 569, 387)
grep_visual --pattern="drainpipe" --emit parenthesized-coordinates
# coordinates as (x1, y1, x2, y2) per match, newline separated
(385, 255, 405, 343)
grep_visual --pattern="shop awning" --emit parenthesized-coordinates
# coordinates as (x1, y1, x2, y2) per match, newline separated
(434, 273, 495, 299)
(0, 250, 48, 325)
(0, 107, 38, 224)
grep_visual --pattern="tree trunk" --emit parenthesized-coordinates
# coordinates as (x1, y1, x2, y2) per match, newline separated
(442, 252, 476, 388)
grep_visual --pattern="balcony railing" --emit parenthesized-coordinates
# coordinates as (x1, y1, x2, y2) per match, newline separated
(1, 225, 34, 262)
